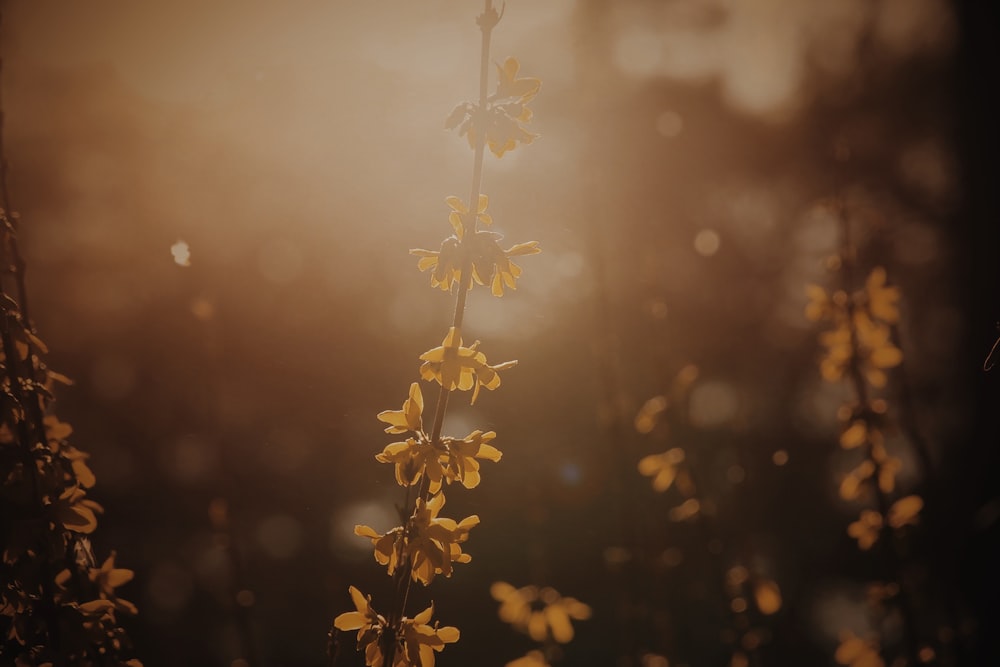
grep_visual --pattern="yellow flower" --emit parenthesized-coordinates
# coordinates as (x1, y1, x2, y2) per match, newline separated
(462, 231, 540, 297)
(408, 493, 479, 585)
(506, 651, 550, 667)
(446, 195, 492, 239)
(55, 486, 103, 534)
(807, 267, 904, 389)
(418, 327, 517, 404)
(442, 429, 502, 489)
(397, 603, 460, 667)
(377, 383, 425, 435)
(493, 57, 541, 104)
(44, 416, 96, 489)
(411, 237, 463, 293)
(847, 510, 883, 550)
(89, 552, 137, 615)
(490, 582, 591, 644)
(839, 460, 875, 501)
(446, 57, 541, 158)
(375, 437, 447, 493)
(835, 630, 884, 667)
(887, 494, 922, 528)
(853, 313, 903, 388)
(863, 267, 900, 324)
(637, 448, 685, 492)
(333, 586, 387, 667)
(804, 284, 831, 322)
(355, 492, 479, 586)
(411, 231, 540, 297)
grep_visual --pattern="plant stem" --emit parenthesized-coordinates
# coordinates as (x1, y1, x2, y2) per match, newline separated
(381, 2, 496, 664)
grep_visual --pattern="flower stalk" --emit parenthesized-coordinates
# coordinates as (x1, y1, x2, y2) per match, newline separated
(332, 2, 541, 665)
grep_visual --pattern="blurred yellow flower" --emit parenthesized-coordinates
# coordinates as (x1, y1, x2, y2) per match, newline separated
(490, 582, 591, 644)
(419, 327, 516, 404)
(863, 267, 900, 324)
(847, 510, 883, 550)
(887, 495, 923, 528)
(506, 651, 550, 667)
(637, 448, 685, 492)
(835, 630, 884, 667)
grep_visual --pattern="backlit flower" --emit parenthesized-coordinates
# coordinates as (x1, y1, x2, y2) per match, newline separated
(419, 327, 516, 404)
(397, 603, 460, 667)
(442, 430, 502, 489)
(333, 586, 387, 667)
(377, 383, 425, 435)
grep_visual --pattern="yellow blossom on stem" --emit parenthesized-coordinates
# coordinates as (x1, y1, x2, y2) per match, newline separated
(333, 586, 388, 667)
(55, 486, 103, 534)
(468, 231, 541, 297)
(411, 237, 463, 293)
(446, 194, 492, 239)
(377, 383, 425, 435)
(418, 327, 516, 404)
(90, 552, 137, 615)
(355, 492, 479, 585)
(442, 429, 502, 489)
(375, 436, 447, 493)
(446, 57, 541, 158)
(397, 603, 460, 667)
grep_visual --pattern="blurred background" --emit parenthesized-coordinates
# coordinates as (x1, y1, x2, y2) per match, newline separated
(2, 0, 998, 665)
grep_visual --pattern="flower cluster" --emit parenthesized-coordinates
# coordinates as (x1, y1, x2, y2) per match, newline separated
(806, 266, 920, 549)
(331, 4, 542, 666)
(0, 202, 140, 666)
(334, 586, 459, 667)
(808, 256, 924, 667)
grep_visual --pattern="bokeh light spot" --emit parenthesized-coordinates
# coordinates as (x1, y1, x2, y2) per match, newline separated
(255, 514, 302, 559)
(235, 589, 255, 607)
(191, 296, 215, 321)
(171, 240, 191, 266)
(689, 380, 739, 427)
(693, 229, 721, 257)
(772, 450, 789, 466)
